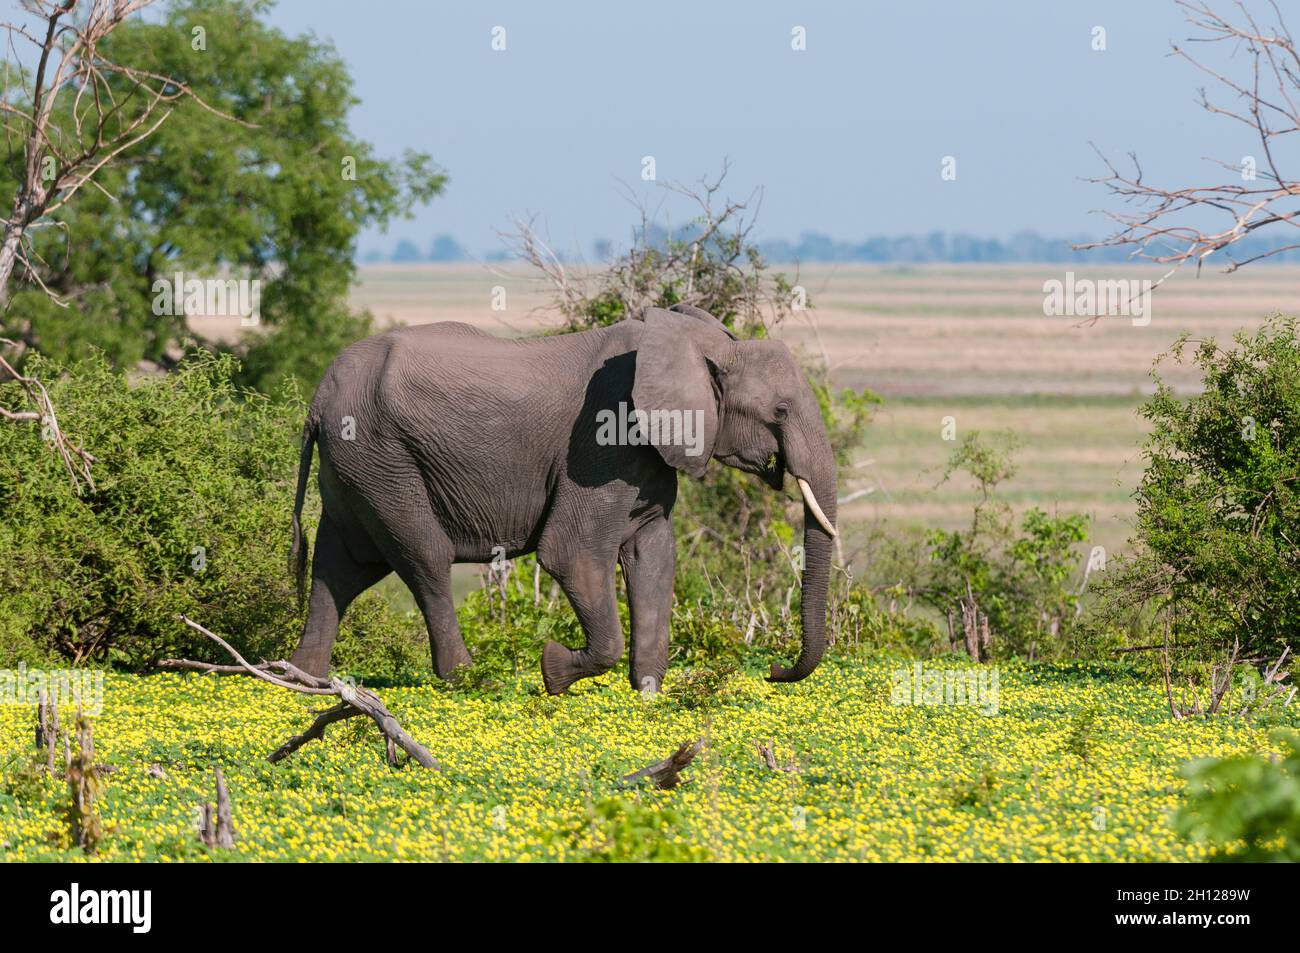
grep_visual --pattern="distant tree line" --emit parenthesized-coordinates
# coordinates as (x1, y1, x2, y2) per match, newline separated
(367, 228, 1300, 265)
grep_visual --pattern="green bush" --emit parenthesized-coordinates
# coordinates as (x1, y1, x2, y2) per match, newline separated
(828, 580, 942, 656)
(0, 351, 425, 675)
(918, 432, 1090, 657)
(543, 795, 710, 862)
(1173, 729, 1300, 862)
(453, 563, 583, 692)
(1104, 316, 1300, 661)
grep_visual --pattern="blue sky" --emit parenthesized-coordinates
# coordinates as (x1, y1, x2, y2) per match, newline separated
(264, 0, 1252, 258)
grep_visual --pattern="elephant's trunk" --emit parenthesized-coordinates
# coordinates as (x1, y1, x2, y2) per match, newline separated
(769, 438, 837, 684)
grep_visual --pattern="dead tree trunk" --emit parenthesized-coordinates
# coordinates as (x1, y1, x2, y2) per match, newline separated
(960, 592, 991, 664)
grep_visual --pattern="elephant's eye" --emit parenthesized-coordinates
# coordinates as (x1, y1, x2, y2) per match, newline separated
(773, 402, 790, 422)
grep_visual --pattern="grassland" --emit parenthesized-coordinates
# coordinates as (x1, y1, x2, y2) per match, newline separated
(3, 662, 1294, 861)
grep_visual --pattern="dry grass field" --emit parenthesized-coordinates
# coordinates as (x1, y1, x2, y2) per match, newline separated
(348, 262, 1298, 561)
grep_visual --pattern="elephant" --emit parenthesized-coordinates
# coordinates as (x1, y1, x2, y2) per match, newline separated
(286, 303, 838, 695)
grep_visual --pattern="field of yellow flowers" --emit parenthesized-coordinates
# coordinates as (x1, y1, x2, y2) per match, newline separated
(1, 657, 1293, 861)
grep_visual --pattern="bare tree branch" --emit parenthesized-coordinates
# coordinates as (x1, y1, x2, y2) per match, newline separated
(1080, 1, 1300, 279)
(619, 738, 704, 790)
(0, 335, 94, 491)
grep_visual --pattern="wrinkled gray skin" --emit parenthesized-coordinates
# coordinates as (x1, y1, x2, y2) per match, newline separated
(288, 305, 838, 694)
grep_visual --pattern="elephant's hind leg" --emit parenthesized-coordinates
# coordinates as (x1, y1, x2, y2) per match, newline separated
(400, 564, 471, 680)
(291, 513, 390, 678)
(363, 503, 471, 681)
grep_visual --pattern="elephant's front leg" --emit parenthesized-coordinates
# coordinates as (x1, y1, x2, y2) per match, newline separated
(619, 517, 674, 695)
(539, 556, 625, 695)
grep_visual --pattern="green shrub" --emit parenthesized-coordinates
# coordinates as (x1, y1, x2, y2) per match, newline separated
(0, 350, 424, 674)
(545, 795, 710, 863)
(1173, 729, 1300, 862)
(1104, 316, 1300, 660)
(918, 432, 1090, 657)
(828, 579, 942, 656)
(454, 563, 583, 692)
(664, 661, 739, 710)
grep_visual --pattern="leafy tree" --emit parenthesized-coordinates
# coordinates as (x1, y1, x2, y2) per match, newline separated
(2, 0, 444, 391)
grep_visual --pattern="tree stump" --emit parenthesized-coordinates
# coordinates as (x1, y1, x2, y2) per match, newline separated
(65, 710, 104, 854)
(198, 766, 237, 850)
(35, 689, 59, 775)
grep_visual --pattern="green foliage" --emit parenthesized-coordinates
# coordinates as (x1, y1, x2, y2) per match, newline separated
(666, 597, 749, 665)
(1, 0, 444, 392)
(548, 795, 710, 862)
(1105, 316, 1300, 660)
(919, 432, 1090, 656)
(453, 564, 583, 693)
(1173, 729, 1300, 862)
(665, 662, 739, 710)
(1062, 702, 1101, 764)
(1, 752, 51, 802)
(949, 761, 1000, 810)
(828, 580, 942, 656)
(0, 351, 424, 674)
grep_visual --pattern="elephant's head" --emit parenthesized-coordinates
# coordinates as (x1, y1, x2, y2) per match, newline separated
(632, 305, 839, 683)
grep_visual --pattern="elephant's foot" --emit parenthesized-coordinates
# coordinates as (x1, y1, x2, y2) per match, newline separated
(628, 645, 667, 695)
(289, 644, 331, 680)
(433, 641, 473, 682)
(630, 669, 665, 696)
(541, 641, 578, 695)
(541, 640, 623, 695)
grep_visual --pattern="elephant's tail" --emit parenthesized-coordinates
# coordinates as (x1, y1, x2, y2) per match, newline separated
(290, 419, 317, 610)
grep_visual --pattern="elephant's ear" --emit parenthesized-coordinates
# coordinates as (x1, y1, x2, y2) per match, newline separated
(632, 310, 726, 478)
(667, 303, 738, 340)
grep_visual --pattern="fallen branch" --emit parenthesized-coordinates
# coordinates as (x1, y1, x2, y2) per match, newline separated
(620, 739, 703, 790)
(160, 616, 439, 771)
(756, 738, 799, 774)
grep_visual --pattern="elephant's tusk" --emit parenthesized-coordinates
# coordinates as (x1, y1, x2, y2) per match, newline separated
(797, 478, 838, 538)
